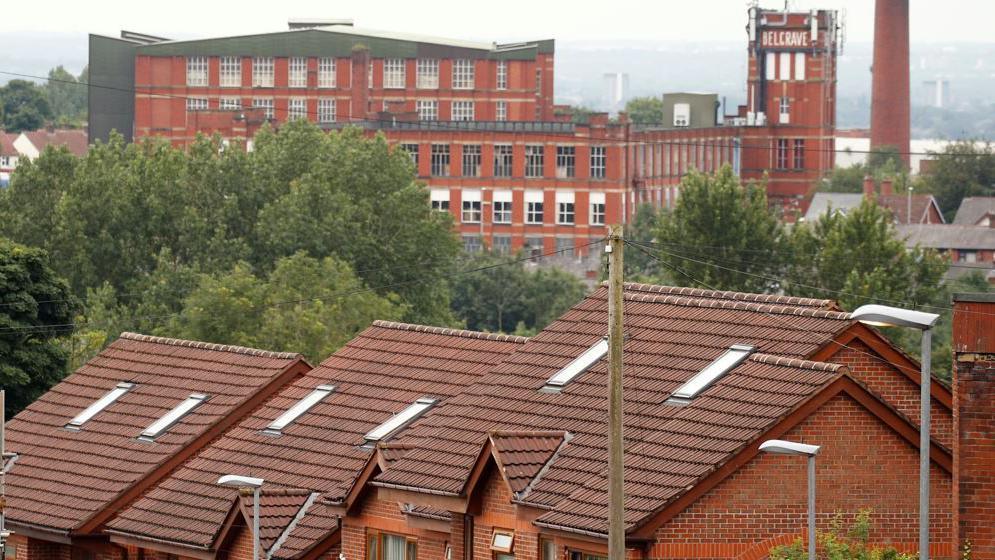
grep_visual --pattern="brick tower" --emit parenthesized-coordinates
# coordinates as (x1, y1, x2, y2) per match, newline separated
(870, 0, 911, 166)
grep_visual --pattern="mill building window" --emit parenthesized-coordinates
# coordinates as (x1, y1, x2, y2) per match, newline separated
(776, 139, 790, 169)
(318, 98, 336, 123)
(462, 189, 482, 223)
(431, 144, 450, 176)
(430, 188, 448, 211)
(493, 191, 512, 224)
(556, 146, 576, 178)
(452, 101, 475, 121)
(494, 144, 513, 177)
(186, 97, 208, 112)
(525, 145, 544, 178)
(462, 145, 482, 176)
(401, 143, 419, 168)
(252, 57, 274, 87)
(556, 192, 575, 225)
(417, 100, 438, 121)
(525, 191, 544, 224)
(793, 139, 805, 169)
(453, 59, 475, 89)
(496, 60, 508, 90)
(318, 58, 336, 88)
(416, 59, 439, 89)
(288, 57, 308, 88)
(495, 101, 508, 121)
(590, 146, 606, 179)
(253, 98, 274, 120)
(288, 98, 307, 121)
(590, 192, 606, 225)
(383, 59, 406, 89)
(186, 56, 208, 87)
(219, 57, 241, 87)
(219, 97, 241, 110)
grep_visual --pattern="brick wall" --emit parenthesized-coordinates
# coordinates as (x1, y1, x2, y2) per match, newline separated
(651, 393, 953, 560)
(343, 491, 450, 560)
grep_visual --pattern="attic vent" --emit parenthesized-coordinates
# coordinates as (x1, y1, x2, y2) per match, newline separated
(139, 393, 208, 442)
(666, 344, 755, 405)
(541, 337, 608, 392)
(263, 384, 336, 436)
(363, 397, 437, 445)
(66, 382, 135, 430)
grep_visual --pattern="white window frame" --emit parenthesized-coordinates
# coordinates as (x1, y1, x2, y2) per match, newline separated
(430, 144, 450, 176)
(462, 189, 482, 223)
(219, 56, 241, 88)
(417, 100, 438, 121)
(219, 97, 241, 110)
(318, 57, 337, 88)
(452, 100, 474, 121)
(364, 398, 437, 443)
(186, 97, 208, 112)
(794, 52, 806, 81)
(139, 394, 209, 441)
(525, 190, 544, 224)
(556, 146, 576, 178)
(289, 57, 308, 88)
(779, 97, 790, 124)
(263, 385, 335, 435)
(765, 52, 776, 81)
(525, 145, 544, 178)
(253, 57, 275, 88)
(430, 188, 449, 212)
(288, 97, 307, 121)
(66, 382, 135, 429)
(452, 59, 475, 89)
(556, 191, 575, 225)
(416, 59, 439, 89)
(383, 58, 406, 89)
(543, 338, 608, 390)
(186, 56, 208, 87)
(462, 144, 482, 177)
(495, 101, 507, 122)
(590, 146, 606, 179)
(496, 60, 508, 90)
(494, 144, 513, 177)
(779, 52, 792, 81)
(318, 98, 336, 123)
(253, 98, 274, 120)
(493, 190, 512, 224)
(590, 192, 606, 225)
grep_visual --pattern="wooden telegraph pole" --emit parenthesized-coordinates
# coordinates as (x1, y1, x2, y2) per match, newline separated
(606, 225, 625, 560)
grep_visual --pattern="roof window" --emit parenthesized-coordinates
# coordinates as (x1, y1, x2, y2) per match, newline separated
(139, 393, 208, 442)
(363, 397, 437, 444)
(541, 337, 608, 392)
(263, 384, 336, 436)
(65, 382, 135, 430)
(666, 344, 754, 405)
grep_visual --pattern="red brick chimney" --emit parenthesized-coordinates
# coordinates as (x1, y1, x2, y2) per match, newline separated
(870, 0, 911, 167)
(951, 292, 995, 560)
(350, 46, 371, 121)
(880, 177, 894, 196)
(863, 175, 876, 200)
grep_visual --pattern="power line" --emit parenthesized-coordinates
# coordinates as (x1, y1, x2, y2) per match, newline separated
(5, 70, 994, 159)
(0, 240, 603, 335)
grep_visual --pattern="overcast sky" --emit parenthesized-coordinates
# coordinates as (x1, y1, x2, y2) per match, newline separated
(4, 0, 995, 43)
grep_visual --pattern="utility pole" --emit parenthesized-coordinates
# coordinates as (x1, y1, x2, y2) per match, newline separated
(606, 225, 625, 560)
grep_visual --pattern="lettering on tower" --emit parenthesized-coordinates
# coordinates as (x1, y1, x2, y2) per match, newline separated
(761, 30, 810, 48)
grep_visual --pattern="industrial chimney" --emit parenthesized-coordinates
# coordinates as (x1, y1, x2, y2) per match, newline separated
(870, 0, 910, 167)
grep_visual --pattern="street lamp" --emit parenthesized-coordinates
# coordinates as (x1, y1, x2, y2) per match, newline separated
(850, 304, 939, 560)
(759, 440, 821, 560)
(218, 475, 264, 560)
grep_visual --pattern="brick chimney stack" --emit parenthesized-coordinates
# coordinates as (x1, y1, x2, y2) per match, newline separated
(870, 0, 911, 167)
(863, 175, 876, 200)
(350, 45, 371, 122)
(951, 293, 995, 560)
(880, 177, 894, 196)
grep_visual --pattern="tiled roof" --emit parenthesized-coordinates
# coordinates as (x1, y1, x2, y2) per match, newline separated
(489, 431, 569, 496)
(621, 283, 837, 309)
(877, 194, 944, 224)
(239, 490, 313, 554)
(107, 321, 526, 554)
(22, 129, 89, 157)
(895, 224, 995, 251)
(953, 197, 995, 225)
(5, 332, 305, 534)
(373, 286, 855, 534)
(804, 193, 942, 224)
(0, 133, 17, 157)
(271, 501, 339, 560)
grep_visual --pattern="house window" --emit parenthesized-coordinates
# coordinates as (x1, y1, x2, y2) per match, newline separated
(252, 57, 274, 87)
(590, 192, 606, 225)
(493, 191, 512, 224)
(430, 188, 448, 211)
(494, 144, 513, 177)
(496, 60, 508, 90)
(525, 145, 544, 178)
(556, 192, 575, 225)
(779, 52, 791, 81)
(462, 189, 482, 223)
(794, 52, 806, 80)
(590, 146, 606, 179)
(186, 56, 208, 86)
(462, 145, 482, 177)
(431, 144, 450, 176)
(186, 97, 208, 112)
(253, 98, 274, 120)
(219, 97, 241, 110)
(288, 98, 307, 120)
(219, 57, 241, 87)
(491, 530, 514, 554)
(462, 235, 482, 253)
(289, 57, 308, 88)
(524, 236, 544, 257)
(318, 98, 336, 123)
(495, 101, 507, 121)
(541, 540, 556, 560)
(793, 139, 805, 169)
(492, 234, 512, 254)
(401, 143, 419, 168)
(776, 139, 789, 169)
(959, 251, 978, 263)
(318, 58, 336, 88)
(383, 58, 406, 89)
(555, 146, 575, 178)
(452, 101, 475, 121)
(779, 97, 790, 124)
(569, 552, 608, 560)
(367, 532, 417, 560)
(416, 59, 439, 89)
(525, 191, 544, 224)
(555, 237, 575, 257)
(765, 52, 776, 81)
(453, 59, 474, 89)
(416, 100, 438, 121)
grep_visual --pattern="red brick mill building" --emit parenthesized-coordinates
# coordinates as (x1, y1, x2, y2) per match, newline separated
(88, 7, 839, 256)
(3, 283, 993, 560)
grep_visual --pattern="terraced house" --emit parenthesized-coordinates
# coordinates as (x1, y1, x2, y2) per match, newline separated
(5, 283, 991, 560)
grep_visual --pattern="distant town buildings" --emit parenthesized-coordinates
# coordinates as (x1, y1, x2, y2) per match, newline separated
(0, 128, 88, 185)
(602, 72, 629, 114)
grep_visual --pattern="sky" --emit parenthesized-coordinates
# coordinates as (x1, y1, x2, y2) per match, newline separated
(4, 0, 995, 44)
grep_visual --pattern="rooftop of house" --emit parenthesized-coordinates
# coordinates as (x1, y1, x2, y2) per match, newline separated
(895, 223, 995, 251)
(20, 129, 89, 157)
(953, 197, 995, 226)
(0, 133, 18, 157)
(5, 333, 305, 535)
(804, 192, 943, 224)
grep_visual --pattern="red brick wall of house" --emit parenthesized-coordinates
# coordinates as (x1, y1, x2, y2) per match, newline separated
(13, 536, 129, 560)
(342, 491, 450, 560)
(829, 339, 952, 448)
(650, 393, 953, 560)
(471, 468, 538, 560)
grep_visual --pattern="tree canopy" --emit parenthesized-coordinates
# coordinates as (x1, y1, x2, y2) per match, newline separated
(921, 141, 995, 220)
(0, 79, 52, 133)
(624, 96, 664, 125)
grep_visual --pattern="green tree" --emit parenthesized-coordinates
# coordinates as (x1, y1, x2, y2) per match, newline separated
(170, 253, 405, 362)
(652, 165, 784, 292)
(624, 96, 664, 125)
(624, 203, 662, 280)
(45, 66, 88, 126)
(0, 145, 79, 250)
(0, 79, 52, 132)
(0, 239, 81, 416)
(922, 141, 995, 221)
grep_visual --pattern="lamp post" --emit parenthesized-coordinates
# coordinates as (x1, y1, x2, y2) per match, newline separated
(760, 440, 821, 560)
(218, 475, 265, 560)
(850, 304, 939, 560)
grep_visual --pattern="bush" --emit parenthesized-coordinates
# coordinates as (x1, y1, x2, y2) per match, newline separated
(769, 510, 917, 560)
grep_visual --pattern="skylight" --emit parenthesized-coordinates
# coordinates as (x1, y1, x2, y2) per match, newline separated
(66, 382, 135, 430)
(667, 344, 755, 404)
(363, 397, 437, 444)
(138, 393, 209, 442)
(263, 384, 336, 436)
(542, 337, 609, 391)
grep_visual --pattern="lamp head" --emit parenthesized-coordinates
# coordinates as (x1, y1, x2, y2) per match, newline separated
(760, 439, 820, 457)
(850, 304, 939, 330)
(217, 474, 264, 488)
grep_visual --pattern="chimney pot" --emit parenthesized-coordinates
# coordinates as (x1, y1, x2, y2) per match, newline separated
(863, 175, 876, 199)
(881, 177, 894, 196)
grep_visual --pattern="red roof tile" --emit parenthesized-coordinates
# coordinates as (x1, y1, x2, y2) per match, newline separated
(271, 501, 339, 560)
(0, 133, 17, 157)
(489, 431, 569, 496)
(878, 194, 944, 224)
(238, 490, 313, 555)
(22, 129, 89, 157)
(106, 321, 526, 553)
(5, 332, 305, 534)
